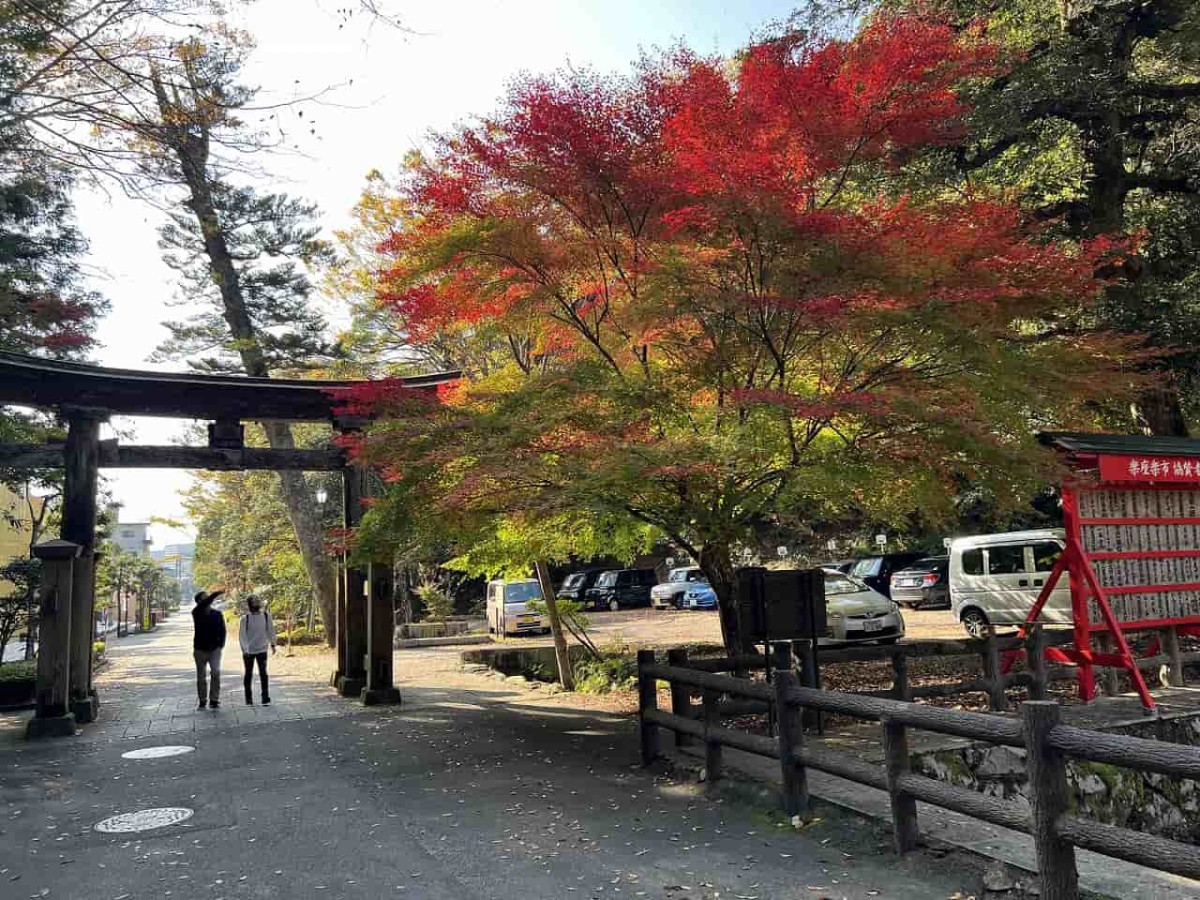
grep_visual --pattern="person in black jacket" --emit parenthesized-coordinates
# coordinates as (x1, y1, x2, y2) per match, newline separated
(192, 590, 226, 709)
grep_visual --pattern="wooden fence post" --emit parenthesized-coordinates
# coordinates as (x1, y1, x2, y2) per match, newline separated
(1161, 627, 1184, 688)
(891, 648, 910, 701)
(775, 669, 808, 818)
(1098, 633, 1120, 697)
(982, 635, 1006, 711)
(1028, 624, 1048, 701)
(637, 650, 660, 765)
(882, 715, 919, 853)
(702, 687, 722, 782)
(796, 639, 821, 732)
(667, 647, 693, 748)
(1022, 701, 1079, 900)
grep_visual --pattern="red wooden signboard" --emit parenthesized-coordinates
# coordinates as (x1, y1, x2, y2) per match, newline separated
(1012, 435, 1200, 709)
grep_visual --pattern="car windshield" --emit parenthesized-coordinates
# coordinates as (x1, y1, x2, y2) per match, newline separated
(824, 572, 867, 595)
(686, 570, 706, 583)
(562, 574, 583, 589)
(668, 569, 687, 582)
(596, 572, 616, 587)
(851, 558, 881, 578)
(504, 582, 541, 604)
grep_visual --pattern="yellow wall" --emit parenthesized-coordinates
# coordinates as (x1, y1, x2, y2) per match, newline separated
(0, 485, 39, 593)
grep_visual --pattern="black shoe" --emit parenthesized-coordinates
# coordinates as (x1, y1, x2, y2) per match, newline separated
(245, 697, 253, 705)
(210, 700, 220, 709)
(197, 701, 207, 710)
(262, 697, 271, 706)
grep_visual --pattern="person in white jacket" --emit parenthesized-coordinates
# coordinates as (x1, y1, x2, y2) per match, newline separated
(239, 595, 277, 705)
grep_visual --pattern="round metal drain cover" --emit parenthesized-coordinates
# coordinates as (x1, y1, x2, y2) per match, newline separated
(94, 807, 194, 833)
(121, 745, 195, 760)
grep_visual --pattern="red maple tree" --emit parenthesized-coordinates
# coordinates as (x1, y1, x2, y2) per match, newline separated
(341, 13, 1138, 653)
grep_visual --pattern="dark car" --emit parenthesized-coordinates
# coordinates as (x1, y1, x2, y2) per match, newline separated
(558, 570, 604, 604)
(846, 552, 926, 599)
(889, 556, 950, 609)
(585, 568, 658, 611)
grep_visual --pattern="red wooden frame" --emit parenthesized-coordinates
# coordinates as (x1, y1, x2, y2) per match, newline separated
(1007, 450, 1200, 710)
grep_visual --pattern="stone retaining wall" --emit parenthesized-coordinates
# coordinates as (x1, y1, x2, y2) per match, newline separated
(915, 714, 1200, 842)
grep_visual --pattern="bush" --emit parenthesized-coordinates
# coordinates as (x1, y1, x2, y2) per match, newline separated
(416, 579, 454, 622)
(0, 660, 36, 682)
(573, 653, 638, 695)
(276, 626, 326, 646)
(92, 641, 106, 658)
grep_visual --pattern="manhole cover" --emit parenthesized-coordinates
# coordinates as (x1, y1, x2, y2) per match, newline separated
(94, 808, 194, 833)
(121, 745, 195, 760)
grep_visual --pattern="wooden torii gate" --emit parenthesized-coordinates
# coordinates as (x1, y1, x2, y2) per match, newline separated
(0, 351, 458, 738)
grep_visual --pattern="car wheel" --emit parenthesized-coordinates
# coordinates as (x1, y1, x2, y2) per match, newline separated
(960, 608, 992, 639)
(608, 599, 620, 612)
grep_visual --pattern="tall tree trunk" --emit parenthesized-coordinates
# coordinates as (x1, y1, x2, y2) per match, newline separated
(534, 559, 574, 690)
(1137, 384, 1190, 437)
(154, 72, 338, 645)
(698, 541, 749, 657)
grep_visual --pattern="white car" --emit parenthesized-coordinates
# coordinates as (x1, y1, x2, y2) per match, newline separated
(821, 569, 906, 645)
(651, 567, 708, 609)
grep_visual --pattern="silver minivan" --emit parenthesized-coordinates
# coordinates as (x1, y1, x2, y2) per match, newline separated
(485, 578, 549, 637)
(949, 529, 1071, 638)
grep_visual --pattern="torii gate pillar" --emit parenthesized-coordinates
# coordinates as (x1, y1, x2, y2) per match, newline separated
(335, 463, 368, 698)
(27, 540, 80, 739)
(62, 408, 106, 724)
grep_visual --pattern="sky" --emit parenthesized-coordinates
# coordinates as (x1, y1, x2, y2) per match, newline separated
(82, 0, 794, 548)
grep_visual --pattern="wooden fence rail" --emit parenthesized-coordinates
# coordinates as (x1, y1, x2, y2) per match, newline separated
(636, 648, 1200, 900)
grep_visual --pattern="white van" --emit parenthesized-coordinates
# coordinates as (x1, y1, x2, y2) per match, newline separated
(485, 578, 549, 637)
(948, 529, 1072, 638)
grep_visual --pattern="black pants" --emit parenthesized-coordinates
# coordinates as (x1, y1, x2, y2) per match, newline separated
(243, 652, 269, 702)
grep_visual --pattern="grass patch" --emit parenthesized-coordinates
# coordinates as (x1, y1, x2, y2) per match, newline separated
(0, 660, 36, 682)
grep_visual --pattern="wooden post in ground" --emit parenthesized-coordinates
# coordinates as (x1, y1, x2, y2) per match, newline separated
(1028, 624, 1049, 701)
(61, 408, 105, 724)
(882, 715, 919, 853)
(702, 687, 723, 782)
(667, 647, 693, 747)
(637, 650, 660, 765)
(982, 635, 1006, 711)
(361, 560, 401, 705)
(1098, 632, 1120, 697)
(891, 648, 910, 701)
(775, 668, 808, 817)
(1161, 626, 1184, 688)
(336, 464, 367, 698)
(27, 540, 80, 739)
(1022, 701, 1079, 900)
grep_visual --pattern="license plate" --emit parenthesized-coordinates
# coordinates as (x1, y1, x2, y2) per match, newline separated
(897, 578, 919, 587)
(862, 618, 883, 632)
(519, 615, 538, 623)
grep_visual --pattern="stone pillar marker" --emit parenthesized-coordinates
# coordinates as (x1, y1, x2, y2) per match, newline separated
(27, 539, 81, 739)
(61, 408, 106, 724)
(361, 560, 401, 706)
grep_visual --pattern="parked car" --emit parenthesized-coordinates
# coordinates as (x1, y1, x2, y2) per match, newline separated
(846, 552, 927, 598)
(485, 578, 549, 637)
(949, 530, 1069, 639)
(821, 569, 906, 645)
(679, 582, 718, 610)
(585, 568, 658, 611)
(558, 570, 604, 605)
(890, 556, 950, 609)
(651, 566, 708, 609)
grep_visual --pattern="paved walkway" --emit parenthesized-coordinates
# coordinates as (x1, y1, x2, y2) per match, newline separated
(0, 617, 1003, 899)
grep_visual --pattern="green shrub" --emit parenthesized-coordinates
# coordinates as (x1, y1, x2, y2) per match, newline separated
(0, 660, 36, 682)
(276, 626, 325, 646)
(92, 641, 106, 658)
(416, 579, 454, 622)
(573, 653, 637, 695)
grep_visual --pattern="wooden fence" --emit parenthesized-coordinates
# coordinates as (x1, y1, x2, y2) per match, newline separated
(637, 647, 1200, 900)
